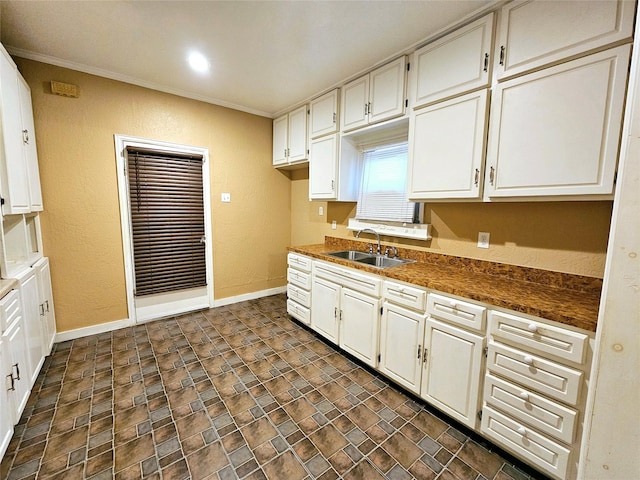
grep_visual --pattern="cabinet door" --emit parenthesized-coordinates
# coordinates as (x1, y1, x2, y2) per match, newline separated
(309, 134, 338, 200)
(341, 75, 369, 132)
(311, 277, 340, 344)
(369, 56, 407, 125)
(35, 257, 56, 356)
(421, 318, 484, 429)
(378, 302, 426, 394)
(19, 269, 43, 385)
(339, 288, 380, 368)
(0, 48, 30, 214)
(485, 45, 630, 199)
(0, 337, 14, 458)
(3, 315, 31, 424)
(272, 114, 288, 166)
(408, 89, 488, 200)
(310, 89, 339, 138)
(414, 14, 493, 107)
(496, 0, 635, 80)
(18, 76, 43, 211)
(287, 105, 308, 163)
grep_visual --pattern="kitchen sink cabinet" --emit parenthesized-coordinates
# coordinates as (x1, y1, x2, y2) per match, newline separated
(412, 13, 494, 107)
(494, 0, 635, 81)
(341, 56, 407, 132)
(339, 287, 381, 368)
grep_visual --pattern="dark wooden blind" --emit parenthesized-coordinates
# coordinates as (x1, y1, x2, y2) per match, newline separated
(126, 147, 207, 296)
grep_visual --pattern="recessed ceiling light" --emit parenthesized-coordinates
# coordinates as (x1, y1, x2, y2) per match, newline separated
(188, 52, 210, 73)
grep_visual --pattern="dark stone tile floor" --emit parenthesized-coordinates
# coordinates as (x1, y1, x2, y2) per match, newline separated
(1, 293, 547, 479)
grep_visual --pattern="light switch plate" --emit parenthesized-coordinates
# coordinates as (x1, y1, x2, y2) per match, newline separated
(478, 232, 490, 249)
(221, 193, 231, 202)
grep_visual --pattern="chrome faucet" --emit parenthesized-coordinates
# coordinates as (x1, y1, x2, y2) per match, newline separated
(356, 228, 381, 254)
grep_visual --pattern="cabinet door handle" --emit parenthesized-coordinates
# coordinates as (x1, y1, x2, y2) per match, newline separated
(46, 300, 50, 313)
(483, 53, 489, 72)
(332, 112, 336, 124)
(489, 166, 495, 185)
(422, 347, 428, 364)
(331, 180, 335, 192)
(22, 129, 29, 144)
(7, 373, 15, 392)
(417, 345, 421, 359)
(474, 168, 480, 186)
(499, 46, 505, 66)
(367, 102, 371, 116)
(334, 307, 337, 319)
(12, 363, 20, 381)
(40, 303, 45, 316)
(364, 103, 368, 116)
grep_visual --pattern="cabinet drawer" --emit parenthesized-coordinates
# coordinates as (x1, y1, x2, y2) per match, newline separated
(0, 289, 21, 332)
(287, 284, 310, 308)
(287, 253, 312, 273)
(481, 405, 570, 480)
(287, 268, 311, 290)
(313, 261, 381, 297)
(287, 299, 310, 326)
(427, 293, 486, 332)
(383, 280, 426, 312)
(489, 311, 589, 365)
(484, 373, 578, 444)
(487, 343, 583, 406)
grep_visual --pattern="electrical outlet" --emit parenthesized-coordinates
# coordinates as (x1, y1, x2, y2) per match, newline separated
(221, 193, 231, 202)
(478, 232, 490, 249)
(318, 206, 324, 216)
(332, 221, 337, 230)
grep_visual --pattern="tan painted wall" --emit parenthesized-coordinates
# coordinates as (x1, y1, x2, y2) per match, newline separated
(16, 58, 291, 333)
(291, 170, 612, 278)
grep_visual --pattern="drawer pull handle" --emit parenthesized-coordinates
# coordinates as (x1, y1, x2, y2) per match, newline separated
(528, 323, 538, 333)
(519, 391, 529, 401)
(449, 301, 457, 309)
(517, 426, 527, 436)
(523, 355, 534, 365)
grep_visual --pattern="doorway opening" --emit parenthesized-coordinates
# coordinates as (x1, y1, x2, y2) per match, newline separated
(115, 135, 214, 323)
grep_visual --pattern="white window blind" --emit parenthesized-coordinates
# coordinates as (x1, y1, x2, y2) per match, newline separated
(356, 141, 416, 223)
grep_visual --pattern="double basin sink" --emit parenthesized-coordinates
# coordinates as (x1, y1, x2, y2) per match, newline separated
(326, 250, 416, 269)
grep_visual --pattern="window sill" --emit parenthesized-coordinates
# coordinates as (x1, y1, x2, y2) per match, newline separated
(347, 218, 432, 241)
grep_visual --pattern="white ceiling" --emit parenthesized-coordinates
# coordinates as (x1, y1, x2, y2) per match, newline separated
(0, 0, 493, 118)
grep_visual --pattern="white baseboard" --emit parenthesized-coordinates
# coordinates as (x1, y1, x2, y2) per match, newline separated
(54, 286, 287, 342)
(213, 286, 287, 307)
(55, 318, 134, 343)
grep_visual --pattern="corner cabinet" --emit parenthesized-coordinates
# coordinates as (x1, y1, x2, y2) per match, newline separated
(408, 89, 489, 200)
(494, 0, 635, 81)
(0, 45, 42, 214)
(484, 45, 630, 200)
(341, 57, 407, 132)
(413, 13, 494, 107)
(273, 105, 308, 168)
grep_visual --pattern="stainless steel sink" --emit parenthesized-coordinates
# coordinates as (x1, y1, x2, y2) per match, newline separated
(326, 250, 415, 269)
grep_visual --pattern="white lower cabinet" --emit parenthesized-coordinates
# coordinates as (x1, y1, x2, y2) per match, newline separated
(311, 276, 341, 343)
(0, 336, 13, 459)
(421, 318, 485, 429)
(379, 301, 425, 394)
(338, 287, 380, 368)
(287, 253, 312, 326)
(16, 268, 43, 386)
(1, 290, 31, 426)
(34, 257, 55, 356)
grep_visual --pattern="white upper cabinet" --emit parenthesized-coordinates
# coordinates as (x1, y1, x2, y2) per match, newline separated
(408, 89, 489, 200)
(485, 45, 630, 200)
(272, 105, 308, 167)
(0, 45, 43, 214)
(309, 89, 339, 139)
(309, 133, 361, 201)
(413, 13, 494, 107)
(341, 57, 407, 132)
(495, 0, 635, 81)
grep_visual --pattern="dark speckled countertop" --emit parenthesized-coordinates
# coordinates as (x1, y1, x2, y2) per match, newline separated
(289, 237, 601, 332)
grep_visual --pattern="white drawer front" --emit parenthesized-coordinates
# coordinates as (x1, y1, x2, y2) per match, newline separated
(287, 299, 310, 325)
(481, 405, 571, 480)
(313, 261, 381, 297)
(484, 373, 578, 444)
(487, 343, 583, 406)
(427, 293, 486, 332)
(287, 253, 312, 273)
(287, 284, 311, 308)
(0, 289, 21, 332)
(287, 268, 312, 290)
(489, 310, 589, 365)
(383, 280, 426, 312)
